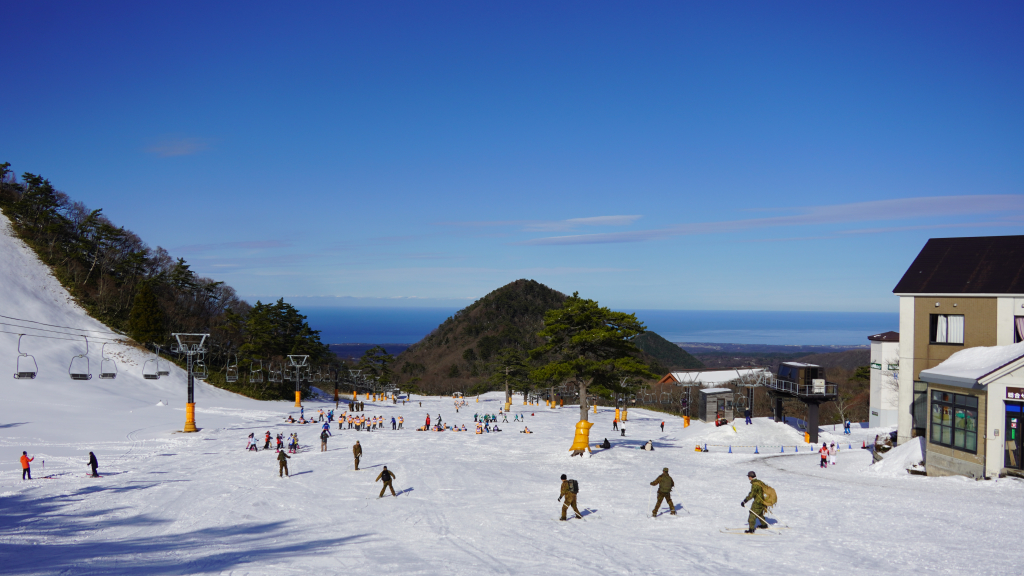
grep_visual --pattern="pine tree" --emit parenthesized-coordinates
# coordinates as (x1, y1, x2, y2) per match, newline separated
(128, 282, 166, 343)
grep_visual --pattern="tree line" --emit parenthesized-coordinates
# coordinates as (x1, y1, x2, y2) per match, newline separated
(0, 163, 335, 400)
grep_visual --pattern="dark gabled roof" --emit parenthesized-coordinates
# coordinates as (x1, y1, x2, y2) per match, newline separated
(867, 331, 899, 342)
(893, 236, 1024, 295)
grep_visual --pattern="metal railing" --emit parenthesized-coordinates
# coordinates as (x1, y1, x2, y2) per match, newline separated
(764, 376, 837, 397)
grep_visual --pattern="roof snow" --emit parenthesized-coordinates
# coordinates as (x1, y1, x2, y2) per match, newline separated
(919, 341, 1024, 388)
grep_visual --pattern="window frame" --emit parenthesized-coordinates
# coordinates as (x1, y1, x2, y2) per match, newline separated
(929, 390, 979, 454)
(929, 314, 965, 345)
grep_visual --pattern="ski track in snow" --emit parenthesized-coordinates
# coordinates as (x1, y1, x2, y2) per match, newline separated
(1, 210, 1023, 574)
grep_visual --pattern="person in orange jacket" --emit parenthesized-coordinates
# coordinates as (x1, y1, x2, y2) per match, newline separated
(20, 451, 34, 480)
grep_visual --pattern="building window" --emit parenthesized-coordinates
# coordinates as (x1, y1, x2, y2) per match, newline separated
(912, 381, 928, 430)
(930, 391, 978, 453)
(930, 314, 964, 345)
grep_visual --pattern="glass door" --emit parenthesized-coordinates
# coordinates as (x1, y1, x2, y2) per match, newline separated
(1006, 402, 1023, 470)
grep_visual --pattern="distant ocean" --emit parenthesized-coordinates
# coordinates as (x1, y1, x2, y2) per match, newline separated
(302, 307, 898, 347)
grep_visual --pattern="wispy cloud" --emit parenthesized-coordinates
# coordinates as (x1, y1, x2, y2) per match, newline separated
(146, 137, 211, 157)
(441, 215, 641, 233)
(174, 240, 292, 254)
(519, 195, 1024, 246)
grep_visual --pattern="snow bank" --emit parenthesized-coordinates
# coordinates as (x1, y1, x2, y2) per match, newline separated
(870, 437, 925, 475)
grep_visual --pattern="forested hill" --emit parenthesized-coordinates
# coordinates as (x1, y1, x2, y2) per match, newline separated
(394, 279, 566, 394)
(394, 279, 697, 394)
(0, 162, 332, 400)
(633, 331, 704, 373)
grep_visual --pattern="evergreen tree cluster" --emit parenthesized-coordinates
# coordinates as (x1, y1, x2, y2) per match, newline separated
(0, 163, 332, 400)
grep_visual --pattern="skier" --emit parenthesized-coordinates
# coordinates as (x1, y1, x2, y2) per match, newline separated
(612, 417, 619, 431)
(650, 467, 676, 517)
(20, 451, 33, 479)
(829, 441, 837, 466)
(425, 414, 431, 430)
(660, 421, 665, 432)
(276, 434, 284, 452)
(322, 421, 332, 436)
(844, 420, 851, 434)
(353, 440, 362, 470)
(558, 474, 582, 521)
(398, 416, 404, 430)
(502, 413, 508, 423)
(300, 407, 304, 420)
(87, 452, 99, 477)
(277, 449, 290, 477)
(740, 470, 767, 533)
(320, 429, 330, 452)
(376, 466, 397, 498)
(819, 442, 828, 468)
(745, 408, 753, 425)
(264, 431, 272, 450)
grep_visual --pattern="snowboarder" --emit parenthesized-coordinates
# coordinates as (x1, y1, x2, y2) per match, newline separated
(20, 451, 33, 479)
(87, 452, 99, 477)
(320, 429, 330, 452)
(740, 471, 767, 533)
(277, 449, 290, 477)
(650, 467, 676, 517)
(819, 442, 828, 468)
(353, 440, 362, 470)
(558, 474, 582, 520)
(602, 438, 611, 449)
(376, 466, 397, 497)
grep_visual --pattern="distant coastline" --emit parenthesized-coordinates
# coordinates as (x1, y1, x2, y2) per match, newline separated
(307, 306, 898, 350)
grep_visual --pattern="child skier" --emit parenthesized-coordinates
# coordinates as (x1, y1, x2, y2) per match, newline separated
(819, 442, 829, 468)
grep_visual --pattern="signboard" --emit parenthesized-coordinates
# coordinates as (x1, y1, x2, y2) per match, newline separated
(812, 379, 825, 394)
(1007, 387, 1024, 401)
(871, 362, 882, 370)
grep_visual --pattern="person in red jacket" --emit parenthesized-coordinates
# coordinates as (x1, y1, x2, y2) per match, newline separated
(425, 414, 431, 429)
(20, 451, 34, 480)
(819, 442, 829, 468)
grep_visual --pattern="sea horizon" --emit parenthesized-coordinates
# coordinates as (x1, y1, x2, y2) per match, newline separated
(301, 307, 899, 347)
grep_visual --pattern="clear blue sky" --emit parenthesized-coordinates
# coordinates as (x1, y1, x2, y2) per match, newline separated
(2, 2, 1022, 312)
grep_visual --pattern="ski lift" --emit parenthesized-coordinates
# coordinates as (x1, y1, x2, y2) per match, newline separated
(226, 354, 239, 383)
(268, 362, 282, 383)
(69, 336, 92, 380)
(192, 352, 208, 379)
(660, 391, 671, 405)
(143, 357, 160, 379)
(155, 345, 170, 376)
(250, 360, 264, 384)
(14, 334, 38, 379)
(99, 342, 118, 379)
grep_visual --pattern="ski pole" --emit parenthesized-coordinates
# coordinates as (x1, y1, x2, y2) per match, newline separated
(750, 508, 777, 531)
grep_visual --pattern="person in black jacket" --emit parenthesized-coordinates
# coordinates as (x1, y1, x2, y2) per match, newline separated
(376, 466, 397, 497)
(88, 452, 99, 477)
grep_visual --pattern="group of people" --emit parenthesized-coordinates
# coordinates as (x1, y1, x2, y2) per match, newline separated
(343, 413, 402, 431)
(18, 450, 100, 479)
(818, 441, 838, 468)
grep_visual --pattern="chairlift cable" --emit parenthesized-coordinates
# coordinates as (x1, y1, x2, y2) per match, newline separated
(0, 328, 122, 343)
(0, 313, 122, 336)
(0, 321, 125, 341)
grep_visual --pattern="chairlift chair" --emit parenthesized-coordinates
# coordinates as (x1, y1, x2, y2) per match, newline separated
(14, 334, 38, 379)
(99, 342, 118, 379)
(190, 352, 208, 379)
(155, 345, 170, 376)
(250, 360, 264, 384)
(143, 358, 160, 380)
(226, 354, 239, 383)
(269, 363, 282, 383)
(69, 336, 92, 380)
(660, 392, 671, 405)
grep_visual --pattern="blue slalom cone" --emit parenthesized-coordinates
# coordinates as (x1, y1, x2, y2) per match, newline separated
(780, 446, 784, 453)
(703, 443, 708, 452)
(848, 443, 852, 449)
(728, 445, 732, 453)
(754, 446, 759, 454)
(795, 446, 798, 452)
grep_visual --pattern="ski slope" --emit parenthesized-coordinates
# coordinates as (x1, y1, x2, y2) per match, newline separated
(1, 211, 1022, 575)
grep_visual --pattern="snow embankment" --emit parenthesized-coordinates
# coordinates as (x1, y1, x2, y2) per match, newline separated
(870, 436, 925, 475)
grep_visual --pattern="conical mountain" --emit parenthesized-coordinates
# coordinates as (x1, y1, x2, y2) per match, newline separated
(393, 279, 702, 393)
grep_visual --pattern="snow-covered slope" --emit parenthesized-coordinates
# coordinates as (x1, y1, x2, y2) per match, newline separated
(1, 209, 1021, 575)
(0, 209, 269, 453)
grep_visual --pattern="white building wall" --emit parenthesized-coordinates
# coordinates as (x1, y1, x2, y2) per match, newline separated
(997, 297, 1014, 346)
(870, 340, 899, 429)
(986, 366, 1024, 477)
(897, 296, 916, 444)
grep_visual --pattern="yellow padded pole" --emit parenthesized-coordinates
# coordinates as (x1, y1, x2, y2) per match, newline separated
(295, 391, 301, 407)
(569, 419, 594, 452)
(184, 402, 197, 432)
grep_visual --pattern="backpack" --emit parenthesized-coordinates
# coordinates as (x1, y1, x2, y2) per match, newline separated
(761, 484, 778, 509)
(568, 479, 579, 494)
(381, 470, 392, 482)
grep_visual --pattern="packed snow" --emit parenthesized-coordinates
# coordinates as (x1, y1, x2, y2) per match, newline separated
(2, 212, 1023, 575)
(920, 341, 1024, 382)
(869, 437, 925, 476)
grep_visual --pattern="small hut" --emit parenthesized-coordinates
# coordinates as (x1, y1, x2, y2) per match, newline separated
(698, 388, 734, 422)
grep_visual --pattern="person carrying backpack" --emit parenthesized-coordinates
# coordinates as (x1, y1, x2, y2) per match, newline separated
(740, 470, 775, 533)
(277, 450, 290, 478)
(558, 474, 582, 520)
(320, 429, 330, 452)
(650, 467, 676, 517)
(376, 466, 397, 498)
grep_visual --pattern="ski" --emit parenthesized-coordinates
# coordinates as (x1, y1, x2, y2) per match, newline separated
(720, 527, 785, 535)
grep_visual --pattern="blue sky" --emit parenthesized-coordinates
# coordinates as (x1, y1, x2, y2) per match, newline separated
(2, 2, 1022, 312)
